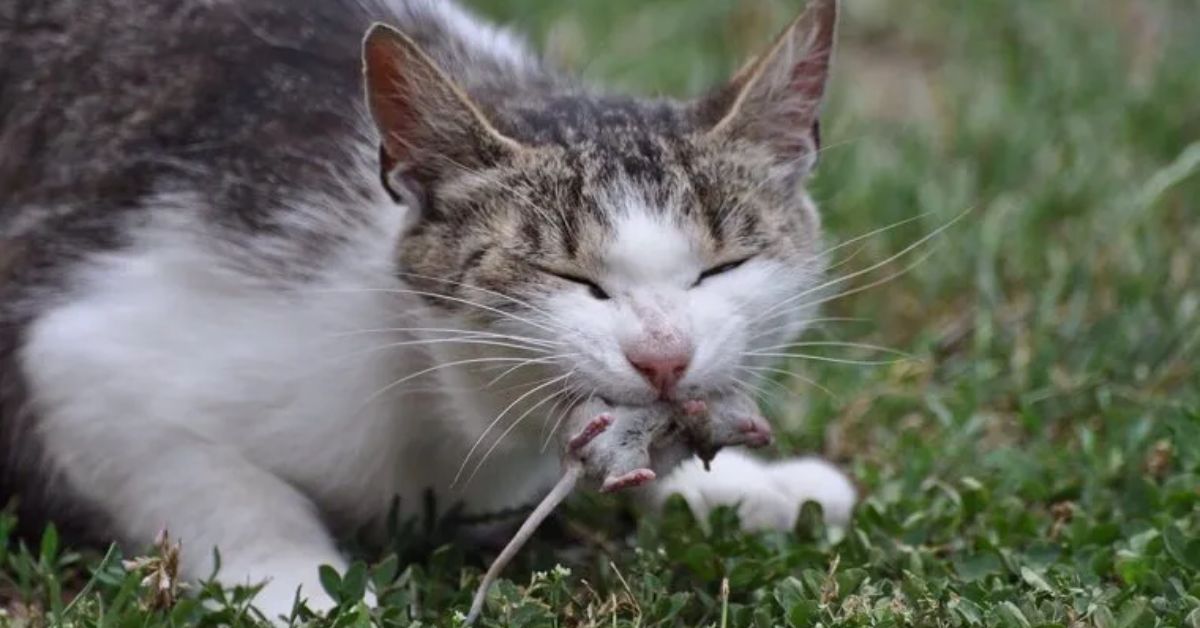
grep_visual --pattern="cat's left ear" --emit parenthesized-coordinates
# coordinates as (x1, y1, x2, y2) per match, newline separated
(694, 0, 837, 175)
(363, 23, 524, 203)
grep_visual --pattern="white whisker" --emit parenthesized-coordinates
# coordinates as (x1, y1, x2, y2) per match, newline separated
(754, 208, 970, 325)
(757, 244, 941, 328)
(738, 364, 836, 399)
(742, 352, 903, 367)
(820, 211, 933, 258)
(750, 340, 911, 358)
(334, 337, 555, 366)
(452, 373, 572, 487)
(730, 375, 772, 405)
(539, 390, 577, 446)
(736, 368, 810, 404)
(392, 270, 564, 327)
(307, 287, 561, 334)
(358, 356, 544, 411)
(542, 390, 591, 453)
(329, 326, 562, 348)
(462, 380, 575, 487)
(483, 353, 579, 387)
(746, 316, 869, 343)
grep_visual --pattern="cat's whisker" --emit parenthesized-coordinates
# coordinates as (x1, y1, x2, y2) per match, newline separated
(392, 271, 568, 330)
(735, 367, 810, 404)
(810, 134, 866, 161)
(460, 375, 550, 397)
(483, 354, 579, 387)
(819, 211, 933, 258)
(542, 391, 592, 453)
(825, 241, 869, 273)
(746, 316, 870, 343)
(741, 351, 903, 367)
(737, 364, 837, 400)
(358, 356, 545, 411)
(452, 373, 573, 488)
(307, 287, 560, 334)
(750, 340, 911, 358)
(730, 375, 773, 405)
(539, 389, 576, 445)
(753, 209, 969, 325)
(483, 371, 564, 397)
(755, 244, 942, 330)
(328, 326, 562, 348)
(334, 338, 555, 367)
(462, 379, 576, 487)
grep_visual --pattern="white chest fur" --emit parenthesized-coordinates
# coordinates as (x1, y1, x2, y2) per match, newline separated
(21, 202, 558, 538)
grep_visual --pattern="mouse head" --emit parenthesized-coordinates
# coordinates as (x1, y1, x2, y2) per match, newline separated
(364, 0, 836, 405)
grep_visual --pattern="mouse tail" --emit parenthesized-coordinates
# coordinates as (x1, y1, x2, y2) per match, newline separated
(464, 464, 583, 625)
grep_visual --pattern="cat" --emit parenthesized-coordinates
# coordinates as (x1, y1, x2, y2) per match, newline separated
(0, 0, 855, 619)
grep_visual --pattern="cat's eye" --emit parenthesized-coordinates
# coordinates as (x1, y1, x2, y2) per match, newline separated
(538, 266, 611, 300)
(583, 281, 611, 300)
(694, 257, 752, 286)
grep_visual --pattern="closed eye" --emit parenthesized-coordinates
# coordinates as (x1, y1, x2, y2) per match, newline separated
(694, 257, 752, 287)
(535, 265, 611, 300)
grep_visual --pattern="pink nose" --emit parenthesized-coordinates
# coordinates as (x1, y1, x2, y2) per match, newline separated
(627, 353, 691, 397)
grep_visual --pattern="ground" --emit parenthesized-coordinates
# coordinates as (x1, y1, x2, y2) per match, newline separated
(2, 0, 1199, 626)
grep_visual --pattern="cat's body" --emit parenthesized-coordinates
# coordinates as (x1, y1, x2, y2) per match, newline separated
(0, 0, 855, 619)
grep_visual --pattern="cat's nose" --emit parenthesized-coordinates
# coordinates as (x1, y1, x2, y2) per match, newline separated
(626, 351, 691, 398)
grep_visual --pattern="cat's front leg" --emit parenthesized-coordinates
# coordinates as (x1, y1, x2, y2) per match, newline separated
(34, 411, 346, 622)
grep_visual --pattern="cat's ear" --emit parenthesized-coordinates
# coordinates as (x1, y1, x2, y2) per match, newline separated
(362, 24, 523, 198)
(694, 0, 837, 174)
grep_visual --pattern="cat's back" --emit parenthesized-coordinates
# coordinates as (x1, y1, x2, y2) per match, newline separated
(0, 0, 547, 237)
(0, 0, 373, 227)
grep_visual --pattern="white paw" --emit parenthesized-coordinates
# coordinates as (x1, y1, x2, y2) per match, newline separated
(252, 574, 335, 624)
(220, 557, 347, 625)
(763, 457, 857, 526)
(650, 450, 856, 531)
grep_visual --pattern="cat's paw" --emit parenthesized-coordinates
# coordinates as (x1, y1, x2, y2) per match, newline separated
(235, 557, 374, 625)
(649, 449, 856, 531)
(763, 456, 857, 526)
(247, 571, 336, 625)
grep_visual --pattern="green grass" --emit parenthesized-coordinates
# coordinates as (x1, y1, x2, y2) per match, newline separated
(4, 0, 1199, 626)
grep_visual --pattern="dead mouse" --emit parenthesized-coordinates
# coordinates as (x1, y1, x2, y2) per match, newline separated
(464, 391, 771, 624)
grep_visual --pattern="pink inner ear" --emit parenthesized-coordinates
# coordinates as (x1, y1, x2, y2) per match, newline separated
(364, 31, 424, 163)
(789, 43, 831, 115)
(774, 49, 830, 154)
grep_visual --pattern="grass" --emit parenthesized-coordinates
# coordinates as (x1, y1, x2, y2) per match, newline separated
(4, 0, 1199, 626)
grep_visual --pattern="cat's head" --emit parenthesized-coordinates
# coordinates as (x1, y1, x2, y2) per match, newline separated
(363, 0, 836, 405)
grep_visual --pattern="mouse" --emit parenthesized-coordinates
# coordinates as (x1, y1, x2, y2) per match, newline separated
(464, 391, 773, 624)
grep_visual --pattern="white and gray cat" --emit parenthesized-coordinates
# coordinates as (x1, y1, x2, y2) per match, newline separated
(0, 0, 855, 619)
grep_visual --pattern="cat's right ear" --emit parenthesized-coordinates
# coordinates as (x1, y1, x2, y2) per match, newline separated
(362, 24, 523, 202)
(693, 0, 837, 177)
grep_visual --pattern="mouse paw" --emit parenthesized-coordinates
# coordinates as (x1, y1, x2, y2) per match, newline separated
(680, 391, 775, 452)
(737, 415, 774, 448)
(600, 468, 657, 493)
(568, 413, 613, 453)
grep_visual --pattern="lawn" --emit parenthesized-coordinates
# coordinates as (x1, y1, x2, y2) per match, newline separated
(3, 0, 1199, 626)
